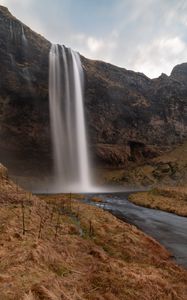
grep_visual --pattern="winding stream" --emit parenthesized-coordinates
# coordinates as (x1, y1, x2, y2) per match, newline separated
(83, 192, 187, 268)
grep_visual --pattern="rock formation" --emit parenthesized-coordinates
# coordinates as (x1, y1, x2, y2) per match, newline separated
(0, 5, 186, 187)
(0, 5, 51, 180)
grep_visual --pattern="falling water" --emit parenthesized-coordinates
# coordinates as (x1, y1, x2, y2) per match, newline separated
(8, 21, 15, 67)
(20, 24, 32, 90)
(9, 20, 13, 39)
(49, 44, 92, 192)
(21, 24, 28, 47)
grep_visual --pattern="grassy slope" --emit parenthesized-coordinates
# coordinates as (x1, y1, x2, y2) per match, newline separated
(129, 186, 187, 216)
(0, 165, 187, 299)
(128, 142, 187, 216)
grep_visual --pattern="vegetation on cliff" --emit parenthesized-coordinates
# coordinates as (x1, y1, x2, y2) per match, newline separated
(99, 141, 187, 188)
(128, 141, 187, 216)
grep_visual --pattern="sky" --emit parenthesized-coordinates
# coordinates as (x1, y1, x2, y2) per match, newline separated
(1, 0, 187, 78)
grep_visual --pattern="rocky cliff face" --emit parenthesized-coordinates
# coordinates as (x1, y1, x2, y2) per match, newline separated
(0, 6, 51, 178)
(82, 58, 186, 166)
(0, 5, 186, 185)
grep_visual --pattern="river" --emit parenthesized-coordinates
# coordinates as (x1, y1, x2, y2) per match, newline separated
(83, 192, 187, 268)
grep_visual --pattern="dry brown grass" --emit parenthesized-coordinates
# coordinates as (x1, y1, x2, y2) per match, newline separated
(91, 196, 103, 203)
(129, 185, 187, 216)
(153, 141, 187, 166)
(98, 141, 187, 187)
(0, 166, 187, 299)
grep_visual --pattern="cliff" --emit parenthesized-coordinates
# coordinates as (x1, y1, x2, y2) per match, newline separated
(0, 5, 186, 186)
(82, 59, 186, 166)
(0, 6, 51, 179)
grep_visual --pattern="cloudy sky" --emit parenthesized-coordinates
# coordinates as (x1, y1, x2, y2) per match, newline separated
(1, 0, 187, 78)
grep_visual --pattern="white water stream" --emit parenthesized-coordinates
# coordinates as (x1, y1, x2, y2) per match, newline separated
(49, 44, 93, 192)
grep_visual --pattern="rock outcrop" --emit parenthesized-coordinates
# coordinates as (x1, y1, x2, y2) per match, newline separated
(0, 6, 51, 178)
(82, 58, 186, 166)
(0, 163, 8, 179)
(0, 5, 186, 186)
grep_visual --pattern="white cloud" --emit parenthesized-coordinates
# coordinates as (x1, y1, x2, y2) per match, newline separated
(0, 0, 32, 9)
(128, 36, 187, 78)
(159, 37, 185, 55)
(1, 0, 187, 78)
(68, 32, 118, 63)
(87, 37, 104, 53)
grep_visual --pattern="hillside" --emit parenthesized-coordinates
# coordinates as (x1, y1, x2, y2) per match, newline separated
(0, 5, 186, 189)
(125, 141, 187, 215)
(97, 141, 187, 188)
(0, 164, 187, 299)
(129, 186, 187, 216)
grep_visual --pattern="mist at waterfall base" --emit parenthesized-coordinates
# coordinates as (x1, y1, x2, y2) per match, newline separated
(49, 44, 99, 193)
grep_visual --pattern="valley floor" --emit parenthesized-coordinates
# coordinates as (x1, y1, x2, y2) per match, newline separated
(0, 165, 187, 299)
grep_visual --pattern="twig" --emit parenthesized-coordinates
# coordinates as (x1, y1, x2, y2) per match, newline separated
(21, 200, 26, 235)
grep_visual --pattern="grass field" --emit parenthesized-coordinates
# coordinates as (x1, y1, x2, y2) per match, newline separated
(0, 164, 187, 299)
(129, 186, 187, 216)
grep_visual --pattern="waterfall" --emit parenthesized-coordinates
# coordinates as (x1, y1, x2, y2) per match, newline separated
(49, 44, 92, 192)
(9, 20, 13, 39)
(20, 24, 32, 90)
(21, 24, 28, 47)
